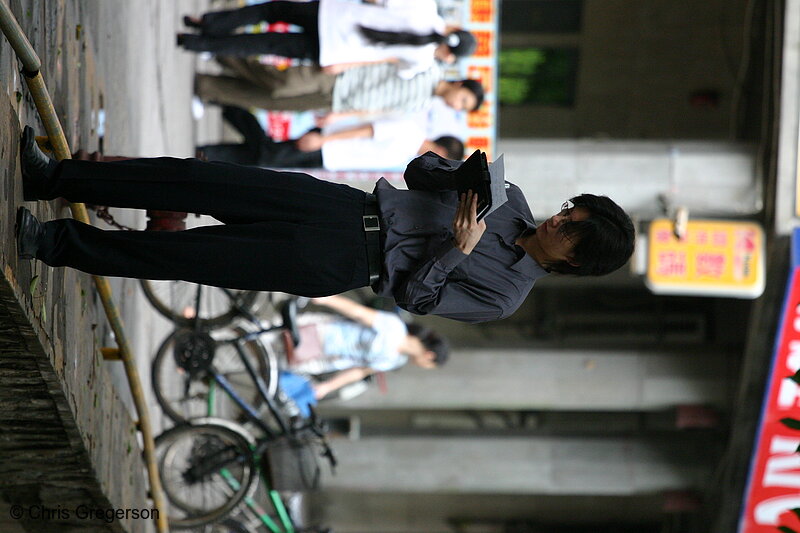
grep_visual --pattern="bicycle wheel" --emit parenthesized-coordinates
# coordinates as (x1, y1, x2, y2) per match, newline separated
(141, 279, 259, 328)
(156, 420, 259, 529)
(152, 328, 279, 424)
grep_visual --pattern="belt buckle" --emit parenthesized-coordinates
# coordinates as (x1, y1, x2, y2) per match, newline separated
(363, 215, 380, 232)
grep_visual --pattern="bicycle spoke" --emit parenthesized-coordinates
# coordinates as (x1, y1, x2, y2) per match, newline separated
(156, 423, 258, 528)
(141, 280, 259, 328)
(153, 331, 273, 424)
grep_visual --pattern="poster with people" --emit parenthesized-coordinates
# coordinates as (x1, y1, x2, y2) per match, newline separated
(240, 0, 498, 185)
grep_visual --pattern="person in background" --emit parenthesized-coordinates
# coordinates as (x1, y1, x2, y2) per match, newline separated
(194, 58, 484, 118)
(288, 295, 449, 400)
(179, 0, 476, 79)
(197, 105, 464, 170)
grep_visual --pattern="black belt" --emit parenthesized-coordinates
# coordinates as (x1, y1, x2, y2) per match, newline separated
(363, 193, 382, 286)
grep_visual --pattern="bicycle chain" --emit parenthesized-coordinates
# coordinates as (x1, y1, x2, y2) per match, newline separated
(89, 205, 136, 231)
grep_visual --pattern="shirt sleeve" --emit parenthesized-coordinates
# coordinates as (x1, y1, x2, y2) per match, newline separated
(393, 240, 512, 323)
(368, 311, 409, 371)
(403, 152, 462, 192)
(371, 310, 407, 337)
(371, 117, 423, 143)
(396, 59, 431, 80)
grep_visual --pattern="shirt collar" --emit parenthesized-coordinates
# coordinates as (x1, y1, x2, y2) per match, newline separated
(508, 221, 547, 278)
(373, 177, 396, 192)
(511, 247, 549, 278)
(499, 216, 537, 250)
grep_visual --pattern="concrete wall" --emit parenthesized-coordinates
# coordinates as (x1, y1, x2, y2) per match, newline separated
(496, 139, 761, 221)
(500, 0, 749, 140)
(0, 265, 150, 533)
(324, 348, 731, 411)
(322, 435, 711, 494)
(338, 139, 761, 223)
(311, 492, 665, 533)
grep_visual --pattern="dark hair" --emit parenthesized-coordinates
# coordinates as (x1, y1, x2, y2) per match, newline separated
(550, 193, 635, 276)
(406, 324, 450, 366)
(444, 30, 477, 58)
(456, 79, 484, 111)
(358, 27, 476, 58)
(433, 135, 465, 160)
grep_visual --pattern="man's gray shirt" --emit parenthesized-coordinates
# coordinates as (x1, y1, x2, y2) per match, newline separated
(372, 152, 549, 323)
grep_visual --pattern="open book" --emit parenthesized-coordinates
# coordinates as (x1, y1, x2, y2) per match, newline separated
(452, 150, 508, 220)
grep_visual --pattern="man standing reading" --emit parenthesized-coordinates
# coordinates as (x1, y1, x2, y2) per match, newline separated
(16, 127, 635, 323)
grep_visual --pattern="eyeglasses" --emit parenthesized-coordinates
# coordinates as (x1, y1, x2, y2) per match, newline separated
(558, 200, 576, 245)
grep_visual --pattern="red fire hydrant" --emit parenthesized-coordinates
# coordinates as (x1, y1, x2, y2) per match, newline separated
(72, 149, 187, 231)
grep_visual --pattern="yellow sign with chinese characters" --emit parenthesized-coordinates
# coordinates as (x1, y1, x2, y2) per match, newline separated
(646, 219, 765, 298)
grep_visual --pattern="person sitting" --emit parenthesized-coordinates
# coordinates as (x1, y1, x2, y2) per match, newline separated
(286, 295, 449, 400)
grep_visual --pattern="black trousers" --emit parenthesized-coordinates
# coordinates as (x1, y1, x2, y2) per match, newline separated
(198, 105, 323, 168)
(182, 1, 321, 60)
(36, 158, 370, 296)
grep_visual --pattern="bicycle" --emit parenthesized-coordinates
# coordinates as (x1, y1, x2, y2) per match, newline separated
(140, 279, 263, 328)
(152, 295, 335, 530)
(156, 407, 336, 529)
(151, 297, 301, 424)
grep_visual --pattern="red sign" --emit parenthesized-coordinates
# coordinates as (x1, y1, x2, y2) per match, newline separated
(467, 65, 493, 93)
(465, 136, 490, 157)
(467, 102, 491, 129)
(470, 0, 493, 22)
(739, 263, 800, 532)
(473, 30, 494, 58)
(267, 112, 292, 141)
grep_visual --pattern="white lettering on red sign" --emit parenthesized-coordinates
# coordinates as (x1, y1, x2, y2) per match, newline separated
(755, 494, 800, 524)
(740, 266, 800, 532)
(777, 341, 800, 409)
(763, 436, 800, 487)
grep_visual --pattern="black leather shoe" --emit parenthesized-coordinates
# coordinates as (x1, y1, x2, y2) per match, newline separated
(20, 125, 56, 201)
(15, 207, 44, 260)
(183, 15, 203, 29)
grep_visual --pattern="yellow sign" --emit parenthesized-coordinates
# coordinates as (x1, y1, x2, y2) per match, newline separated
(646, 219, 765, 298)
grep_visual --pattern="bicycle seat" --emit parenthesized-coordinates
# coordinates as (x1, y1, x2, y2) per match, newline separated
(280, 299, 301, 348)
